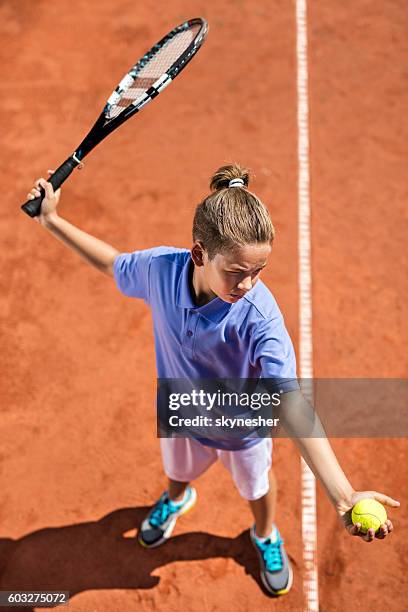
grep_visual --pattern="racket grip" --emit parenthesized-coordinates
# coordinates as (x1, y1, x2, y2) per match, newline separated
(21, 156, 80, 217)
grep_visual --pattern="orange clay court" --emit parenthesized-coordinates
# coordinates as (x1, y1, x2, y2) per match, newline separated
(1, 1, 407, 611)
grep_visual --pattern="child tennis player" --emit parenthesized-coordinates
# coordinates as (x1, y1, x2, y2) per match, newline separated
(27, 164, 399, 597)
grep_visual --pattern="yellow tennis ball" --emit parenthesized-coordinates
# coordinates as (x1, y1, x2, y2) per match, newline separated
(351, 499, 387, 533)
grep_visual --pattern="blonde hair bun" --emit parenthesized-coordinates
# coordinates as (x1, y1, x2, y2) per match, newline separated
(193, 163, 274, 260)
(210, 163, 250, 191)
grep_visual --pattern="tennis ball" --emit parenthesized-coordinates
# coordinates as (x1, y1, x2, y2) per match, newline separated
(351, 499, 387, 534)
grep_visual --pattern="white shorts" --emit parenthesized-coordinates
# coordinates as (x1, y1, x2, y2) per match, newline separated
(160, 437, 273, 501)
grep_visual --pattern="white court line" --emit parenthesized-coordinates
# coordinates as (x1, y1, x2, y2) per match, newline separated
(296, 1, 319, 611)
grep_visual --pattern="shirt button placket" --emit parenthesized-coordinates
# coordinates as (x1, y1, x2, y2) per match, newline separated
(183, 311, 197, 353)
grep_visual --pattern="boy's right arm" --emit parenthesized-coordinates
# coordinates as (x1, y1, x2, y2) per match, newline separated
(27, 175, 120, 277)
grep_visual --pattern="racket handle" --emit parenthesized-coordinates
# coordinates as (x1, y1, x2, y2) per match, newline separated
(21, 156, 80, 217)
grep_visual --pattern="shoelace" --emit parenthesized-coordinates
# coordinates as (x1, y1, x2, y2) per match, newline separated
(149, 495, 182, 527)
(257, 536, 284, 572)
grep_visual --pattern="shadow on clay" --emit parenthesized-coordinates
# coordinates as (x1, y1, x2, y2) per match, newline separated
(0, 506, 298, 609)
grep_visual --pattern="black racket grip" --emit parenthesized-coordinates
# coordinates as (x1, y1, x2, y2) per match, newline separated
(21, 156, 79, 217)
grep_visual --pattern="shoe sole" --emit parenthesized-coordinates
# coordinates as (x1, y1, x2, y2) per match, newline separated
(138, 487, 197, 549)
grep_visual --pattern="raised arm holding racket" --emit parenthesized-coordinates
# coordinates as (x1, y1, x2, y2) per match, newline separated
(23, 18, 208, 217)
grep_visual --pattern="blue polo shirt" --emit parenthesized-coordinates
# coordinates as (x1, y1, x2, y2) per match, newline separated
(114, 246, 298, 449)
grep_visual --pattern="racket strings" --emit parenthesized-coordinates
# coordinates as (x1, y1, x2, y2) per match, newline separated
(106, 25, 201, 120)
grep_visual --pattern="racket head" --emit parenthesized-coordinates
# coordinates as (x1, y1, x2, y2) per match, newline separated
(74, 17, 208, 160)
(104, 18, 208, 121)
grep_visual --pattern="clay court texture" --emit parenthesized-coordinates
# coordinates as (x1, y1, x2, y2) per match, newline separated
(1, 0, 407, 610)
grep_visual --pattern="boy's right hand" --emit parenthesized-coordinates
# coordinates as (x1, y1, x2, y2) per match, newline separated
(27, 170, 61, 224)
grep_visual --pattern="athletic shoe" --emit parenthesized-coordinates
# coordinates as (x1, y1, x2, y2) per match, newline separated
(138, 486, 197, 548)
(250, 524, 293, 596)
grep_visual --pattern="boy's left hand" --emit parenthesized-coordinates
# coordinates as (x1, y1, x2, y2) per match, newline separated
(335, 490, 400, 543)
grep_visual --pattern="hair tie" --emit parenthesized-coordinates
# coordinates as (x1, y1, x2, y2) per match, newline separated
(228, 178, 244, 188)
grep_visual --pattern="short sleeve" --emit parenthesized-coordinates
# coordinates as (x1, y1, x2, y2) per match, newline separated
(252, 317, 299, 392)
(113, 248, 157, 303)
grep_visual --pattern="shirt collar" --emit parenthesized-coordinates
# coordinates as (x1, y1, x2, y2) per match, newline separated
(176, 256, 233, 323)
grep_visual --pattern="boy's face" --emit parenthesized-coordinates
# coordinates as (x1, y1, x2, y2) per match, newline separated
(191, 242, 272, 305)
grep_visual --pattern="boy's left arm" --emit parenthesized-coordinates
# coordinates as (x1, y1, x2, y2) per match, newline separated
(279, 390, 400, 542)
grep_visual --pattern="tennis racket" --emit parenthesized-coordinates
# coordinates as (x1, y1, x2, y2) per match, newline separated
(22, 17, 208, 217)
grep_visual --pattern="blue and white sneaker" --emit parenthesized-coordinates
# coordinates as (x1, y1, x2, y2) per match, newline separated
(250, 524, 293, 596)
(138, 486, 197, 548)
